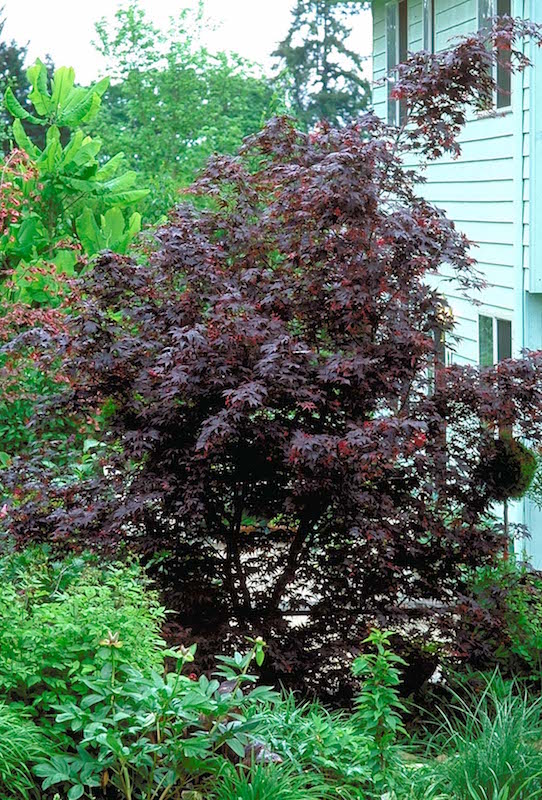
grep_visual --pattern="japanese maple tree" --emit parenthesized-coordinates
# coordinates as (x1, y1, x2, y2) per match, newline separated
(5, 17, 542, 695)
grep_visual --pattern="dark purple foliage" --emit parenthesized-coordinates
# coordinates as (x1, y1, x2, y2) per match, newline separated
(5, 17, 542, 697)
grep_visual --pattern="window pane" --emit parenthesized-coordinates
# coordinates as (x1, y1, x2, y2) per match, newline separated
(497, 319, 512, 360)
(386, 2, 398, 124)
(478, 0, 494, 29)
(398, 0, 408, 123)
(479, 315, 494, 366)
(423, 0, 434, 52)
(496, 0, 511, 108)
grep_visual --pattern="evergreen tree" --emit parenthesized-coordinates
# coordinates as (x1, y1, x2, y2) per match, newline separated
(273, 0, 370, 128)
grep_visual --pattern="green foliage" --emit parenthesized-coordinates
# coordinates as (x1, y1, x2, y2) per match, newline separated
(0, 547, 166, 718)
(460, 558, 542, 679)
(246, 694, 371, 797)
(0, 58, 148, 466)
(75, 206, 142, 256)
(412, 674, 542, 799)
(210, 763, 331, 800)
(0, 702, 52, 800)
(352, 629, 408, 794)
(273, 0, 370, 128)
(2, 57, 148, 277)
(34, 637, 278, 800)
(92, 1, 285, 220)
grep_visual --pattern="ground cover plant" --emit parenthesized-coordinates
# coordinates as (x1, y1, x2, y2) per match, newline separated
(406, 673, 542, 800)
(0, 546, 403, 800)
(5, 16, 542, 698)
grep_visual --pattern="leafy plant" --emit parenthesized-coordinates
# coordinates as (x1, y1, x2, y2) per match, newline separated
(414, 674, 542, 800)
(353, 630, 407, 794)
(5, 18, 542, 697)
(0, 702, 52, 800)
(453, 558, 542, 679)
(0, 57, 149, 465)
(0, 548, 166, 719)
(245, 694, 371, 797)
(2, 58, 148, 275)
(35, 637, 278, 800)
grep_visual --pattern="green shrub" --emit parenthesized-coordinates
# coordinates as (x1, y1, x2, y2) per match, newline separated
(0, 547, 166, 719)
(35, 638, 278, 800)
(459, 558, 542, 678)
(246, 694, 371, 797)
(414, 673, 542, 800)
(209, 763, 331, 800)
(0, 702, 52, 800)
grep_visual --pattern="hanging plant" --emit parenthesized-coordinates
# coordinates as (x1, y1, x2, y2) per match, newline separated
(481, 434, 537, 502)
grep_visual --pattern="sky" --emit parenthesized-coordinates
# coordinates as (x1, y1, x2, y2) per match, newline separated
(1, 0, 373, 84)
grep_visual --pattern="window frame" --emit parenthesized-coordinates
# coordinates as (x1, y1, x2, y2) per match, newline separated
(479, 314, 513, 365)
(477, 0, 513, 111)
(385, 0, 408, 125)
(422, 0, 434, 53)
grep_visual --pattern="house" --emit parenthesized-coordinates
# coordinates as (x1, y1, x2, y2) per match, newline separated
(370, 0, 542, 564)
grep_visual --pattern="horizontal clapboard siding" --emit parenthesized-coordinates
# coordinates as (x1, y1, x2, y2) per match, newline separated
(371, 0, 524, 369)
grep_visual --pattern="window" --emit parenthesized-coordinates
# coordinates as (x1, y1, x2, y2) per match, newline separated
(479, 315, 512, 365)
(386, 0, 408, 125)
(422, 0, 434, 52)
(478, 0, 512, 109)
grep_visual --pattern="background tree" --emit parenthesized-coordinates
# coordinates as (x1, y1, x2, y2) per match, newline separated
(273, 0, 371, 128)
(92, 2, 286, 221)
(0, 13, 54, 153)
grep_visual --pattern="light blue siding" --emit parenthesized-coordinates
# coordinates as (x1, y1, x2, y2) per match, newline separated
(371, 0, 542, 560)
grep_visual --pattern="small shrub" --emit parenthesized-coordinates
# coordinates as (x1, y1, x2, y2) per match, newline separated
(246, 694, 371, 796)
(35, 638, 278, 800)
(0, 547, 166, 720)
(455, 558, 542, 678)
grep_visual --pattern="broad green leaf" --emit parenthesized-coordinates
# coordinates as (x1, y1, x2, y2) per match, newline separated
(53, 249, 78, 275)
(102, 189, 150, 208)
(51, 66, 76, 112)
(92, 76, 110, 98)
(127, 211, 142, 237)
(96, 152, 125, 181)
(12, 118, 40, 158)
(4, 88, 43, 125)
(59, 87, 101, 127)
(102, 207, 125, 243)
(101, 170, 138, 193)
(27, 59, 52, 117)
(75, 208, 102, 256)
(60, 130, 85, 166)
(27, 59, 49, 99)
